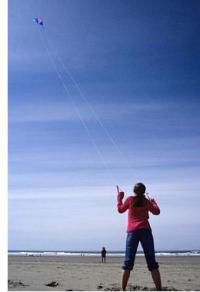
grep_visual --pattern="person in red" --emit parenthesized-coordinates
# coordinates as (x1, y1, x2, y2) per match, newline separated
(117, 182, 162, 291)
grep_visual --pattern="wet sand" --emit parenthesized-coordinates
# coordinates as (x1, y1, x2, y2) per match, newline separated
(8, 255, 200, 291)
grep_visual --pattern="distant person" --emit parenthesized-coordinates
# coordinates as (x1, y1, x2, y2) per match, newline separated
(101, 247, 107, 263)
(116, 183, 162, 291)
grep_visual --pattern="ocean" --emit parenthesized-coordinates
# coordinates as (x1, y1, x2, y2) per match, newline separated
(8, 250, 200, 257)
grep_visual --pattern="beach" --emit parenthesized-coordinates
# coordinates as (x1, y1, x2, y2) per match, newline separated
(8, 255, 200, 291)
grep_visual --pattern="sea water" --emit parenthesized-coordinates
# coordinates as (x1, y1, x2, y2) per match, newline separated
(8, 250, 200, 257)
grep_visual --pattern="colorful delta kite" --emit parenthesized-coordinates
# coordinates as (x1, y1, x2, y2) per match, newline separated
(33, 17, 44, 26)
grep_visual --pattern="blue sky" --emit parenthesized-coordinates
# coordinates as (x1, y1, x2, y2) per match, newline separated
(9, 0, 200, 251)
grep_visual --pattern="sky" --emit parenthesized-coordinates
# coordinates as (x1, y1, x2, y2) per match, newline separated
(8, 0, 200, 251)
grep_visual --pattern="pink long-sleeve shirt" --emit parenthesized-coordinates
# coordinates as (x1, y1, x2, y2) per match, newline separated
(117, 193, 160, 232)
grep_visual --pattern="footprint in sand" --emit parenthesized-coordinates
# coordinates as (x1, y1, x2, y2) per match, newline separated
(8, 280, 29, 288)
(45, 281, 59, 287)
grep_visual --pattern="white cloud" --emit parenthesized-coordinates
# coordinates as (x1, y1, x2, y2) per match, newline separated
(9, 97, 168, 123)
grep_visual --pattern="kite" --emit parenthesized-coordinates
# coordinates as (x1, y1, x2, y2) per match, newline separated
(33, 17, 44, 26)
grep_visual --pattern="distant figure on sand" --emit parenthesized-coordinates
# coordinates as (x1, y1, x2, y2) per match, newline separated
(101, 247, 107, 263)
(117, 183, 162, 291)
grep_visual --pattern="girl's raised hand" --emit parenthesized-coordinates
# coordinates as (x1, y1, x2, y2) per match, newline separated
(116, 185, 124, 199)
(116, 185, 124, 193)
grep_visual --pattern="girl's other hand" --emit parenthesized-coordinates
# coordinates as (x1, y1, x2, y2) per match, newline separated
(146, 192, 155, 203)
(146, 192, 152, 200)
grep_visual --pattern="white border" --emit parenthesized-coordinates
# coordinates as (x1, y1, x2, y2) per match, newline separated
(0, 0, 8, 291)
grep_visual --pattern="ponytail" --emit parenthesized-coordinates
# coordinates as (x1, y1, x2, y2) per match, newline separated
(132, 182, 146, 207)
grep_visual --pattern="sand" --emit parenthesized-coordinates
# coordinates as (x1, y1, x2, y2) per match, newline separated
(8, 255, 200, 291)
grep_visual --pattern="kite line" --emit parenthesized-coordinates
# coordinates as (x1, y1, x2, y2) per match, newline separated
(35, 21, 117, 185)
(44, 30, 125, 156)
(42, 27, 134, 173)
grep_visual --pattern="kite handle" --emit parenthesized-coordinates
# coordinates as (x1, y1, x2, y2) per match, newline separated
(116, 185, 124, 194)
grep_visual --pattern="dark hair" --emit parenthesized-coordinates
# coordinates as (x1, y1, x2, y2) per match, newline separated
(133, 182, 146, 207)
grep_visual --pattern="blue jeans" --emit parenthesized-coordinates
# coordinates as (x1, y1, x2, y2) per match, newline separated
(122, 228, 159, 271)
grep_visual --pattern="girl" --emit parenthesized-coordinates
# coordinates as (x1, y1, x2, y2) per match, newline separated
(117, 182, 162, 291)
